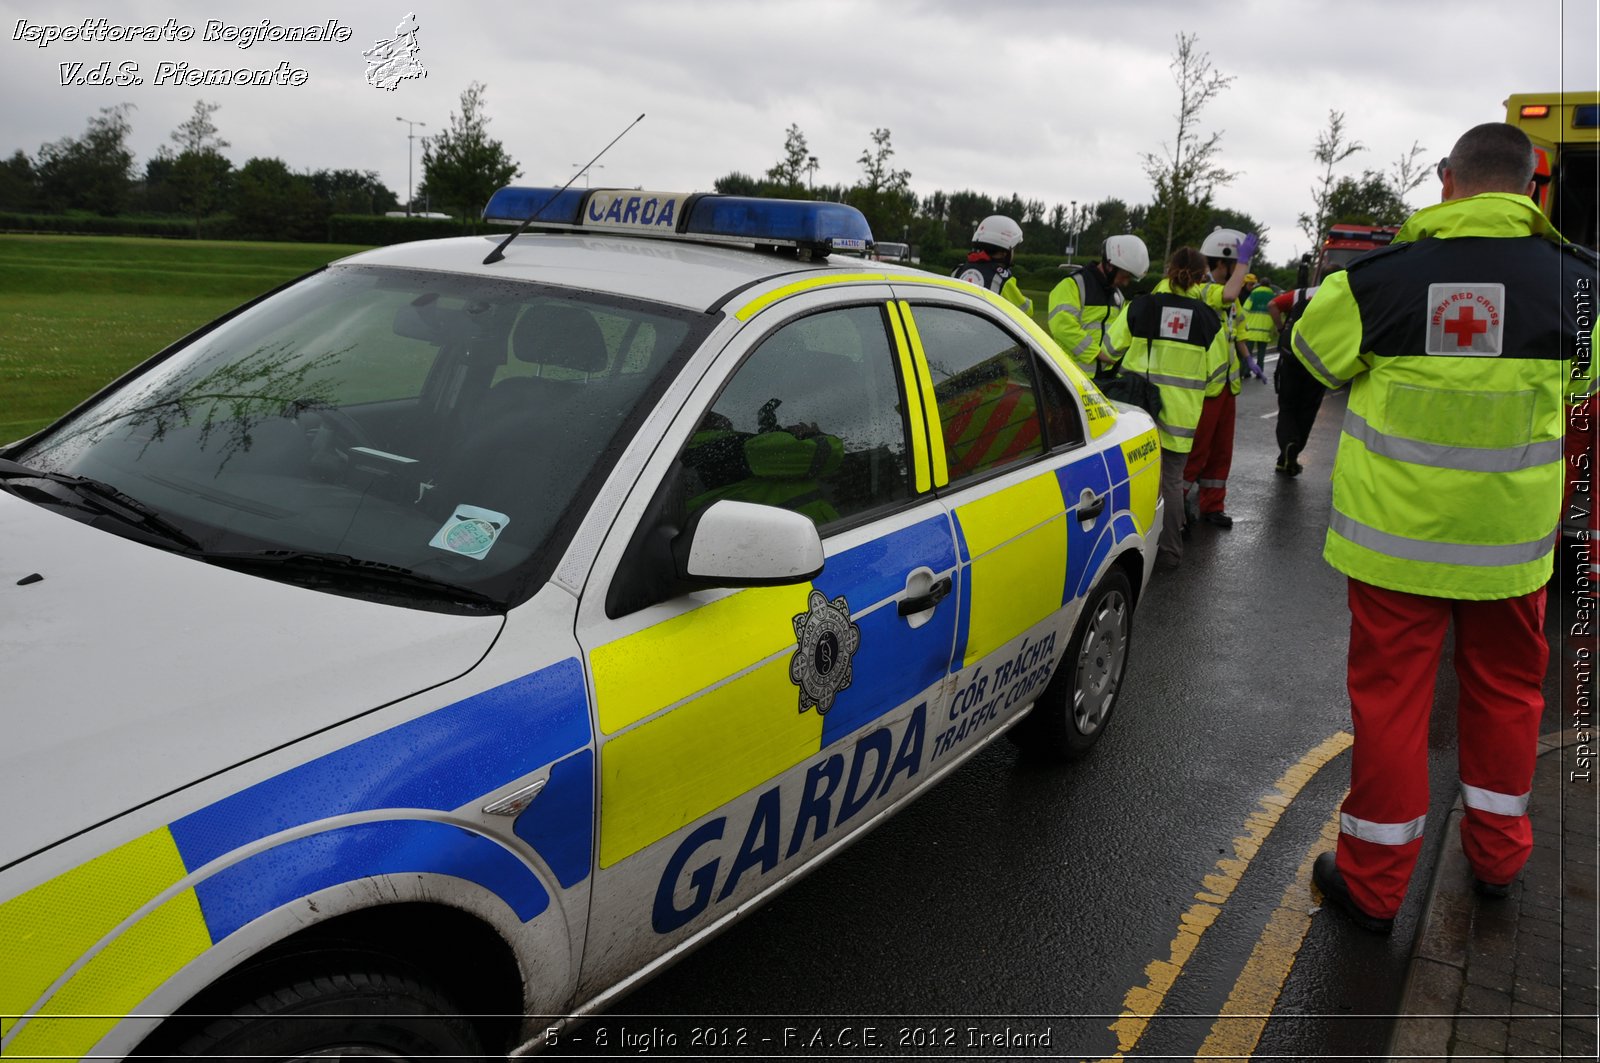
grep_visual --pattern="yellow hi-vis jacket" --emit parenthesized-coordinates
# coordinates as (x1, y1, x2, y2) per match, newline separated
(1291, 193, 1597, 599)
(1242, 284, 1276, 342)
(1106, 279, 1229, 453)
(1047, 265, 1124, 374)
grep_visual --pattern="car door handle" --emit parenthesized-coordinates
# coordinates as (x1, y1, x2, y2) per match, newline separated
(1077, 492, 1106, 523)
(898, 575, 953, 616)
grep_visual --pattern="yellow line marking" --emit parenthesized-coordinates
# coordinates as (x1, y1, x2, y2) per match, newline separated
(1097, 730, 1352, 1060)
(1192, 805, 1344, 1061)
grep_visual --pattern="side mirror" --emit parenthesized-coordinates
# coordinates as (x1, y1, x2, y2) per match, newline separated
(673, 500, 824, 587)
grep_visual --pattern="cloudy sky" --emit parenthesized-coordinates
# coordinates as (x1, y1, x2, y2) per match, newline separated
(2, 0, 1595, 263)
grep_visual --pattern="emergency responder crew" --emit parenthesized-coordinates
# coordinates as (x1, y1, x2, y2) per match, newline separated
(1240, 275, 1276, 367)
(1268, 282, 1326, 475)
(1047, 235, 1150, 380)
(1181, 228, 1262, 529)
(1295, 122, 1597, 932)
(953, 215, 1032, 314)
(1105, 246, 1231, 568)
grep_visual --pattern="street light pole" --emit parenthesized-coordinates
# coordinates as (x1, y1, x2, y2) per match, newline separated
(572, 163, 605, 188)
(396, 116, 426, 216)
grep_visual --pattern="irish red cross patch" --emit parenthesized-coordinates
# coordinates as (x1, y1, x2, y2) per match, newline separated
(1425, 284, 1506, 356)
(1161, 307, 1194, 340)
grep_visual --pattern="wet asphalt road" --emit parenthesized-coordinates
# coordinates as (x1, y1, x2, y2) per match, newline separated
(550, 362, 1569, 1061)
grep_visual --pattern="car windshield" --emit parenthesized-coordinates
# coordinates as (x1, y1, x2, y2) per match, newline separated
(12, 265, 707, 609)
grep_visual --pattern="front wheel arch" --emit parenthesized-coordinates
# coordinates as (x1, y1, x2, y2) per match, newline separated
(132, 902, 526, 1058)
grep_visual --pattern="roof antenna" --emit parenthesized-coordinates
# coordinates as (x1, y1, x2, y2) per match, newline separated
(483, 113, 646, 265)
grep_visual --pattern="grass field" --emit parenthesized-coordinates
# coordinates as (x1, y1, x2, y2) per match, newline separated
(0, 235, 369, 441)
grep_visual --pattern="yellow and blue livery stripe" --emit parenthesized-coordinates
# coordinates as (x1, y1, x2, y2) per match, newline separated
(595, 516, 958, 870)
(0, 658, 594, 1061)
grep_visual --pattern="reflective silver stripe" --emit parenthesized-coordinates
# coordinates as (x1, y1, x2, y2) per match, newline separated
(1198, 478, 1225, 488)
(1330, 510, 1556, 567)
(1050, 302, 1084, 322)
(1157, 420, 1196, 439)
(1207, 363, 1230, 383)
(1344, 410, 1562, 473)
(1071, 333, 1096, 356)
(1340, 811, 1427, 846)
(1294, 331, 1345, 385)
(1147, 372, 1208, 389)
(1461, 782, 1531, 817)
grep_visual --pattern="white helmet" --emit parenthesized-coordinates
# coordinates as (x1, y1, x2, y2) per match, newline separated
(1199, 227, 1246, 260)
(1103, 234, 1150, 278)
(972, 215, 1024, 250)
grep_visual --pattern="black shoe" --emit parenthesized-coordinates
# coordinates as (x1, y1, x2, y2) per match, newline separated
(1313, 852, 1394, 934)
(1202, 511, 1234, 529)
(1284, 444, 1303, 477)
(1473, 877, 1512, 899)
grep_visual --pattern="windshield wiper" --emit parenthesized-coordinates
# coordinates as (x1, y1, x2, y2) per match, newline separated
(0, 458, 205, 552)
(199, 549, 503, 610)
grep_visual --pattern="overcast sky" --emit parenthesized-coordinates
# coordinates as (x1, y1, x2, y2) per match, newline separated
(2, 0, 1596, 263)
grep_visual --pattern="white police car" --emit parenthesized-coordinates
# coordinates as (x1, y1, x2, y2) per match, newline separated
(0, 188, 1161, 1059)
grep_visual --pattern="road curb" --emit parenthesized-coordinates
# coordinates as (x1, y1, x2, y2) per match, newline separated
(1385, 728, 1586, 1062)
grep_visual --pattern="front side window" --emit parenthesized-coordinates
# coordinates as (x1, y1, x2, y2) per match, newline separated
(677, 304, 913, 530)
(10, 266, 708, 609)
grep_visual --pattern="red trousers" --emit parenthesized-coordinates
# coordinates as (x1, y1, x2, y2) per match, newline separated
(1337, 579, 1547, 918)
(1182, 390, 1235, 514)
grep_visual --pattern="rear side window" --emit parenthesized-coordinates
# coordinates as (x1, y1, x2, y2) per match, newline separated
(911, 306, 1052, 483)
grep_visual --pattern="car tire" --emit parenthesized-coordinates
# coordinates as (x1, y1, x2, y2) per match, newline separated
(1007, 567, 1133, 762)
(164, 959, 482, 1062)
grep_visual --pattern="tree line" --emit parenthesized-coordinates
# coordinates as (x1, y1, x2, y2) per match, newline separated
(0, 38, 1427, 261)
(0, 83, 520, 242)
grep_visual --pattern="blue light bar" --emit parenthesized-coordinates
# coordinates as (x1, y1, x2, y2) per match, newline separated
(481, 186, 874, 252)
(482, 187, 586, 226)
(683, 196, 873, 251)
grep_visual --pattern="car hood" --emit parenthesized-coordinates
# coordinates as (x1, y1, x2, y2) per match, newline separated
(0, 494, 504, 867)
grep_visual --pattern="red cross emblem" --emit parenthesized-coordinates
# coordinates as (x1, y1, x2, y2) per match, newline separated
(1443, 305, 1489, 347)
(1166, 315, 1187, 334)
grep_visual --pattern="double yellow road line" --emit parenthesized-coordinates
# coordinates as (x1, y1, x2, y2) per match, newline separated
(1098, 730, 1353, 1062)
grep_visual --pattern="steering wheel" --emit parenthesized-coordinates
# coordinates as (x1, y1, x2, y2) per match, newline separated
(284, 398, 372, 451)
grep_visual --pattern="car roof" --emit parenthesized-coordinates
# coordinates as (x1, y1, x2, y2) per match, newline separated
(335, 233, 947, 313)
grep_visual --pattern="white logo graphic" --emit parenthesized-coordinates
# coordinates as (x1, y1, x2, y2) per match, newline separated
(1425, 283, 1506, 356)
(1161, 307, 1194, 340)
(364, 12, 426, 91)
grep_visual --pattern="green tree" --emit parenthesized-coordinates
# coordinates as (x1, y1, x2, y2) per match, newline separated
(158, 100, 233, 236)
(765, 123, 815, 194)
(419, 82, 521, 227)
(1388, 140, 1430, 215)
(308, 169, 400, 214)
(1298, 109, 1366, 246)
(944, 189, 996, 246)
(1323, 171, 1412, 227)
(0, 150, 38, 211)
(233, 157, 326, 242)
(35, 105, 136, 215)
(1141, 33, 1236, 259)
(846, 128, 915, 242)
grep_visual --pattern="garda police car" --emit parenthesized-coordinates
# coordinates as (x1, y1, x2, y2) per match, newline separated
(0, 187, 1161, 1059)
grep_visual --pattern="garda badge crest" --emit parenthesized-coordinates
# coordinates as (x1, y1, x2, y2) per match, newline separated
(790, 590, 861, 715)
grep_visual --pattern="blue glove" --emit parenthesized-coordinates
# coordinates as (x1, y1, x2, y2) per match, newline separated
(1246, 355, 1266, 381)
(1237, 232, 1259, 264)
